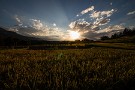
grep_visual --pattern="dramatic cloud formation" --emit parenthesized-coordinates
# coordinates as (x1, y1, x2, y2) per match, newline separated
(1, 0, 135, 41)
(69, 6, 121, 40)
(10, 5, 124, 41)
(127, 11, 135, 15)
(10, 16, 72, 41)
(70, 8, 116, 31)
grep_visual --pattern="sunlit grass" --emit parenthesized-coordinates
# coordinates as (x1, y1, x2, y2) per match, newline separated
(0, 47, 135, 89)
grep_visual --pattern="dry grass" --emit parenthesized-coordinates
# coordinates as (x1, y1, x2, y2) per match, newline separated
(0, 47, 135, 89)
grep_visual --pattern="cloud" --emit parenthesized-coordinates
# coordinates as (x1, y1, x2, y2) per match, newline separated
(76, 14, 79, 17)
(94, 18, 111, 26)
(110, 3, 112, 5)
(77, 6, 115, 19)
(96, 25, 124, 33)
(90, 9, 115, 18)
(14, 26, 67, 41)
(30, 19, 43, 30)
(128, 26, 135, 29)
(14, 15, 23, 26)
(69, 19, 93, 32)
(15, 16, 21, 23)
(81, 6, 94, 15)
(53, 23, 57, 27)
(90, 11, 101, 18)
(29, 27, 67, 40)
(99, 18, 110, 25)
(101, 9, 115, 17)
(16, 27, 38, 36)
(9, 27, 18, 32)
(127, 11, 135, 15)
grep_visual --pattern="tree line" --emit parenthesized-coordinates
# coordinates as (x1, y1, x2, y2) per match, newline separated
(100, 28, 135, 40)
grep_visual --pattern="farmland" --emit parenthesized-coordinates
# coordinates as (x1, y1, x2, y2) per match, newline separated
(0, 43, 135, 89)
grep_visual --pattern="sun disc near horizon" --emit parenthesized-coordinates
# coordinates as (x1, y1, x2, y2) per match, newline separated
(69, 31, 80, 40)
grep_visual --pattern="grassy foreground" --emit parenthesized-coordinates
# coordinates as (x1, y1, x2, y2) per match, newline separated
(0, 47, 135, 89)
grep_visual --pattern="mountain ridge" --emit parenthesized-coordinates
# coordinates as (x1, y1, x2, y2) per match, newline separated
(0, 27, 40, 41)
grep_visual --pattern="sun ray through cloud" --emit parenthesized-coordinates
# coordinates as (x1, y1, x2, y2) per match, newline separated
(0, 0, 135, 40)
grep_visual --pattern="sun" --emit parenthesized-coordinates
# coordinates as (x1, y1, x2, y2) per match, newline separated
(69, 31, 80, 40)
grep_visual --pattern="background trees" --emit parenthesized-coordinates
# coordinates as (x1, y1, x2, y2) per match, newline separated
(100, 28, 135, 40)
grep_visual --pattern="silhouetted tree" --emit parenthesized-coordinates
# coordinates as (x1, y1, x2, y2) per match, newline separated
(82, 38, 90, 42)
(100, 28, 135, 40)
(123, 28, 132, 36)
(100, 36, 110, 40)
(75, 40, 81, 42)
(111, 33, 119, 39)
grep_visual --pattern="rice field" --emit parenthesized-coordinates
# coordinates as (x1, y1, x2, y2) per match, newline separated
(0, 47, 135, 89)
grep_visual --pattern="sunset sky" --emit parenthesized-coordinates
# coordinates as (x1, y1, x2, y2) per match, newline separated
(0, 0, 135, 41)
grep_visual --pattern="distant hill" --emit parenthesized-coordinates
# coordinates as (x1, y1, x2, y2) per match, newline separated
(0, 27, 39, 41)
(0, 27, 46, 46)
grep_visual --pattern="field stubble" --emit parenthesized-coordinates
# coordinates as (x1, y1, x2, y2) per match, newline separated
(0, 47, 135, 89)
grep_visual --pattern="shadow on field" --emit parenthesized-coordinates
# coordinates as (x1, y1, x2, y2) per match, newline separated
(28, 46, 90, 50)
(85, 44, 135, 50)
(28, 45, 135, 50)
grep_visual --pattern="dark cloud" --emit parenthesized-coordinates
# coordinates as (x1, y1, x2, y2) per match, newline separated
(83, 25, 124, 40)
(17, 27, 38, 36)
